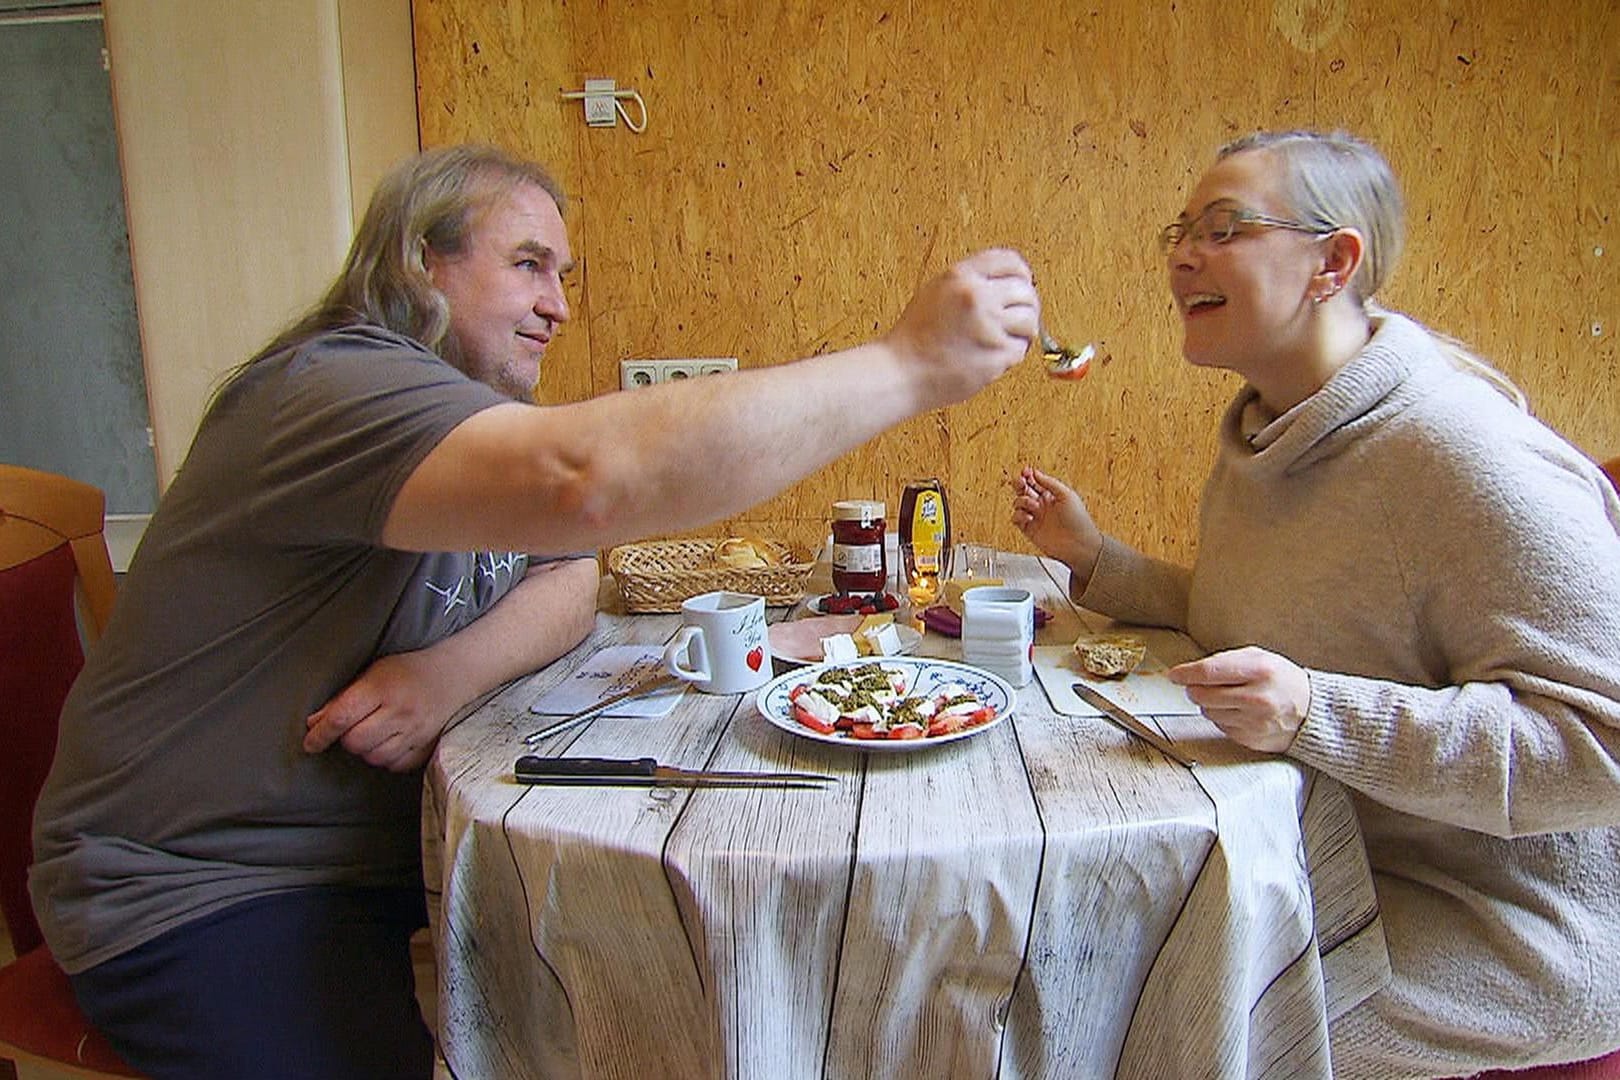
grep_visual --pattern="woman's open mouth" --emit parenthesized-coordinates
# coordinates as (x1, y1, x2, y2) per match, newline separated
(1181, 292, 1226, 316)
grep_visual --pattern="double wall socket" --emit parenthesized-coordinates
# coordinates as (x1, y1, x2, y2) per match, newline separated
(620, 357, 737, 389)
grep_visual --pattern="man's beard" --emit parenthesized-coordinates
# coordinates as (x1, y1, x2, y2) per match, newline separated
(438, 335, 539, 402)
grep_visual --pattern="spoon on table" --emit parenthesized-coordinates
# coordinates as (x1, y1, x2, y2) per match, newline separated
(1040, 325, 1096, 381)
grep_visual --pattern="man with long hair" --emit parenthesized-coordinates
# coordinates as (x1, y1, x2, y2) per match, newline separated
(31, 144, 1042, 1079)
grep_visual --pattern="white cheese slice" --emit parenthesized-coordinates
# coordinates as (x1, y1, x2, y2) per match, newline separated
(821, 634, 859, 662)
(867, 622, 904, 656)
(795, 690, 840, 726)
(849, 703, 886, 730)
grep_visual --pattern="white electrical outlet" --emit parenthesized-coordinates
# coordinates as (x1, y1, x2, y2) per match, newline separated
(619, 360, 660, 389)
(620, 358, 737, 389)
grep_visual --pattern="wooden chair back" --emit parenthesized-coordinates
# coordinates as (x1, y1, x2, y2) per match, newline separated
(0, 464, 117, 638)
(0, 466, 142, 1076)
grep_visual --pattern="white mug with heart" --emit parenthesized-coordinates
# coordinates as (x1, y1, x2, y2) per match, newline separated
(664, 591, 772, 694)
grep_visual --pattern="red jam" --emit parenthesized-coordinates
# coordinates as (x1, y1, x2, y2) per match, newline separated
(831, 499, 886, 595)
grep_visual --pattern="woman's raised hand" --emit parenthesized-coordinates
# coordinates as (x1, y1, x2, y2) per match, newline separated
(1010, 464, 1104, 585)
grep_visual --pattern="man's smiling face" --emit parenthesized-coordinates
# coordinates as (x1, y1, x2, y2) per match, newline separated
(427, 181, 573, 400)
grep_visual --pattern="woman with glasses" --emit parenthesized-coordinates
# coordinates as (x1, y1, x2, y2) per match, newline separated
(1013, 130, 1620, 1076)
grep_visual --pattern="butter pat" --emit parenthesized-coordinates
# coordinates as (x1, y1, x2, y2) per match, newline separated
(942, 577, 1004, 615)
(852, 613, 895, 656)
(866, 621, 904, 656)
(821, 633, 859, 662)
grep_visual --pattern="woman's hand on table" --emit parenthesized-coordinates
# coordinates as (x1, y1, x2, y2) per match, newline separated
(303, 650, 461, 772)
(1010, 465, 1104, 586)
(1168, 646, 1311, 753)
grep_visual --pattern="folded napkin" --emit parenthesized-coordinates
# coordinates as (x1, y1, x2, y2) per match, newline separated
(528, 645, 686, 718)
(921, 604, 1051, 638)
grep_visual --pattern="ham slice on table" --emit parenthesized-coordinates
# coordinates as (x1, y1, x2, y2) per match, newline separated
(768, 615, 864, 663)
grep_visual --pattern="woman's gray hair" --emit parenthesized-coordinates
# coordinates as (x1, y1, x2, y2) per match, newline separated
(1218, 129, 1402, 305)
(1220, 129, 1525, 409)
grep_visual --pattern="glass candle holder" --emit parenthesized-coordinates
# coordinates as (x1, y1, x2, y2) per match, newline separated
(899, 540, 946, 608)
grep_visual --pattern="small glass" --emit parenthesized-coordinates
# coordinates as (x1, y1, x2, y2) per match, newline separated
(957, 542, 997, 582)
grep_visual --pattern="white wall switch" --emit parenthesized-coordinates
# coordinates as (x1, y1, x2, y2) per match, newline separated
(584, 78, 617, 127)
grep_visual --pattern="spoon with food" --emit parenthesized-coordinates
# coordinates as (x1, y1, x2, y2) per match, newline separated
(1040, 326, 1096, 380)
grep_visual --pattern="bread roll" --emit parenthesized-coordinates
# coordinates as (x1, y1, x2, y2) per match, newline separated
(713, 536, 779, 569)
(1074, 633, 1147, 678)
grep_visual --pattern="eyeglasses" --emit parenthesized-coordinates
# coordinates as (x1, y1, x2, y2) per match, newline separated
(1158, 206, 1337, 256)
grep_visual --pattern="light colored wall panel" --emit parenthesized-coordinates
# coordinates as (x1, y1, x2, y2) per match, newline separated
(413, 0, 1618, 564)
(337, 0, 421, 213)
(105, 0, 417, 487)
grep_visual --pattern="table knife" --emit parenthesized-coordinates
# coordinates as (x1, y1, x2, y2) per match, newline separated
(522, 673, 683, 744)
(514, 755, 838, 789)
(1070, 682, 1199, 768)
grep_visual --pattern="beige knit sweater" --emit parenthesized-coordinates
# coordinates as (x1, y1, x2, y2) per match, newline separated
(1079, 314, 1620, 1078)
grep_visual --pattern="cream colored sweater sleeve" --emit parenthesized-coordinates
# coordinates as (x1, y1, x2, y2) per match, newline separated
(1286, 435, 1620, 838)
(1073, 534, 1192, 631)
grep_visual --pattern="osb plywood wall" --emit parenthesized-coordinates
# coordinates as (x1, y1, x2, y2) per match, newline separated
(413, 0, 1618, 565)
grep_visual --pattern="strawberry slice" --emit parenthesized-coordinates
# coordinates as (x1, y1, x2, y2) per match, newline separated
(792, 702, 836, 735)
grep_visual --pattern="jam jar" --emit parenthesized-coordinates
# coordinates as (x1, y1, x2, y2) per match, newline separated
(830, 499, 886, 595)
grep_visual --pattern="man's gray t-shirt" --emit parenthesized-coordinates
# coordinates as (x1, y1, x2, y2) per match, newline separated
(31, 324, 526, 972)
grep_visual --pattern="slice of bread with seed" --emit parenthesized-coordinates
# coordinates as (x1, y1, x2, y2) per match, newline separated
(1074, 633, 1147, 678)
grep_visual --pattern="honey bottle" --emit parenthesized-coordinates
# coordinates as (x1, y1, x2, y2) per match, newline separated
(898, 478, 950, 603)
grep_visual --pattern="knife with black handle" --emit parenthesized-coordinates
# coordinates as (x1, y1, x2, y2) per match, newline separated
(514, 755, 837, 789)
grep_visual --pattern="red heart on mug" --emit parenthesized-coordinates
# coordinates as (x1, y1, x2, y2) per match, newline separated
(746, 646, 764, 671)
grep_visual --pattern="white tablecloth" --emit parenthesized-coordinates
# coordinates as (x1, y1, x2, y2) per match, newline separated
(423, 554, 1389, 1078)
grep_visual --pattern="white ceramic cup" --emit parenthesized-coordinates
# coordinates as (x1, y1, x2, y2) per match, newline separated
(664, 591, 773, 694)
(961, 586, 1034, 687)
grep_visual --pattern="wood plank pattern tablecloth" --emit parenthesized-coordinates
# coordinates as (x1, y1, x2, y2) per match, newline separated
(423, 554, 1390, 1079)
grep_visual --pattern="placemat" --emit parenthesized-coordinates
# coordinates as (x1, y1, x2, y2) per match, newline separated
(528, 645, 686, 718)
(1032, 644, 1201, 718)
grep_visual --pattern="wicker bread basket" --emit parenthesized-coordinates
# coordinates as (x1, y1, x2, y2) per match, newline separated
(608, 538, 816, 613)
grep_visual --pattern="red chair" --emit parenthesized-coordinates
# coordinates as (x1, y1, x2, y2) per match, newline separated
(0, 464, 142, 1077)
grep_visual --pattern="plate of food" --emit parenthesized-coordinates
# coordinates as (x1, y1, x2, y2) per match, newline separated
(755, 657, 1014, 751)
(769, 614, 922, 666)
